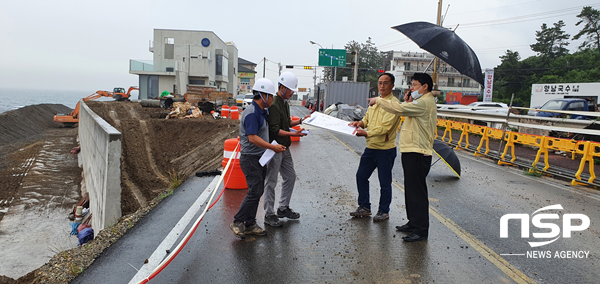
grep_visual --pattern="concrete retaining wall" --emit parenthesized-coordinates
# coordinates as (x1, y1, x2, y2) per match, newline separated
(79, 102, 122, 231)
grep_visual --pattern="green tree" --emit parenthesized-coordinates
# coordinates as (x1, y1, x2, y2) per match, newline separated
(530, 20, 570, 59)
(494, 50, 523, 102)
(573, 6, 600, 52)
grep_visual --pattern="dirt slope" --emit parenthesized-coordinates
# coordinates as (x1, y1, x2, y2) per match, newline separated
(86, 101, 239, 214)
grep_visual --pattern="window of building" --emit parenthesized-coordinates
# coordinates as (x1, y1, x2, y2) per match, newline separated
(216, 54, 229, 76)
(189, 79, 205, 85)
(463, 78, 470, 87)
(164, 37, 174, 60)
(404, 62, 411, 71)
(448, 78, 455, 86)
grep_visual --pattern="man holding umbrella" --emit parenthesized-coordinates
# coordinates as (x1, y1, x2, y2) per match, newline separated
(367, 73, 437, 242)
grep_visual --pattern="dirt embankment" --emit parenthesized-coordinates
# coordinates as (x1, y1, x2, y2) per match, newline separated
(85, 101, 239, 215)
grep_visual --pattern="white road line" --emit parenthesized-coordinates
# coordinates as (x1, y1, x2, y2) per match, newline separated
(128, 176, 220, 284)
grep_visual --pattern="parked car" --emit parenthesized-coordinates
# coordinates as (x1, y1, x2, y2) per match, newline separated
(242, 93, 255, 109)
(534, 98, 597, 120)
(236, 94, 246, 107)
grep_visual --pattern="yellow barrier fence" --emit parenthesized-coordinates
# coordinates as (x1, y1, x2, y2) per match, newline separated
(435, 118, 598, 186)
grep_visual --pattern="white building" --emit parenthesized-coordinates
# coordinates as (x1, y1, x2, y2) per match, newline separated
(385, 50, 481, 98)
(129, 29, 238, 99)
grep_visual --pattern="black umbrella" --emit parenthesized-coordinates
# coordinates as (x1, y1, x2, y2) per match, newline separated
(392, 21, 484, 86)
(432, 140, 461, 178)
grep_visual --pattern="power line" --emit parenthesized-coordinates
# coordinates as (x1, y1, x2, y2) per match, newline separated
(445, 4, 600, 29)
(376, 3, 600, 49)
(494, 64, 600, 72)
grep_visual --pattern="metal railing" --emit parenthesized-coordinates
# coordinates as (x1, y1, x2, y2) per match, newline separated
(130, 60, 154, 72)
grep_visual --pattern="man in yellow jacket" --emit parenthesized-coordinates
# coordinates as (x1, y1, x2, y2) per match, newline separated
(367, 73, 437, 242)
(348, 73, 403, 222)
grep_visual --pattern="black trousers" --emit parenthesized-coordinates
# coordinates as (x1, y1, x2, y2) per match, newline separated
(233, 154, 267, 226)
(401, 152, 432, 236)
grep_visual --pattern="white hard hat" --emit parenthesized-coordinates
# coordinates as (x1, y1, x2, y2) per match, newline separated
(278, 72, 299, 93)
(252, 78, 276, 96)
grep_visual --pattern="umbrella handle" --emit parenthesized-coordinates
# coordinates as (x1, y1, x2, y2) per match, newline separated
(432, 157, 441, 166)
(424, 58, 435, 72)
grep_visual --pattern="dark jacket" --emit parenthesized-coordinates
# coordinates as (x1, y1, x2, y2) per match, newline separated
(267, 94, 291, 147)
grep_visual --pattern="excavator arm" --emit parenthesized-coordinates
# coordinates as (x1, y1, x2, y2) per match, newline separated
(54, 90, 114, 126)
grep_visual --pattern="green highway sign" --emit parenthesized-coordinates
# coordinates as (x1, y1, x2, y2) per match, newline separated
(318, 49, 347, 67)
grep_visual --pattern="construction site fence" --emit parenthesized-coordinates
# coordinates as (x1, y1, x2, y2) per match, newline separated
(408, 117, 600, 187)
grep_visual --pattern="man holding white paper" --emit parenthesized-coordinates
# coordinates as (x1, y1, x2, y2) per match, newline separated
(263, 72, 310, 228)
(230, 78, 286, 240)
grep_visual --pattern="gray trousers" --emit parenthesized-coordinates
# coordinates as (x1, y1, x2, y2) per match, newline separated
(264, 148, 296, 216)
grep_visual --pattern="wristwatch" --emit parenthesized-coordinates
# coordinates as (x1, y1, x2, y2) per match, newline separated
(300, 118, 304, 124)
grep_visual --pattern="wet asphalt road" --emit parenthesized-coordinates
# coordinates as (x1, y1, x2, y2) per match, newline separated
(73, 106, 600, 284)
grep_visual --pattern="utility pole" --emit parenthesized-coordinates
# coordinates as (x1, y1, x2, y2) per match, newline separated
(313, 67, 317, 98)
(432, 0, 443, 90)
(263, 57, 266, 78)
(353, 50, 358, 82)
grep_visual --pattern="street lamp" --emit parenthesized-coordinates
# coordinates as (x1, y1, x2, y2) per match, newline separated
(310, 41, 323, 49)
(309, 41, 325, 111)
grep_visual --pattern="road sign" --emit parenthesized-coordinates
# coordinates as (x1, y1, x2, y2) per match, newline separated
(318, 49, 347, 67)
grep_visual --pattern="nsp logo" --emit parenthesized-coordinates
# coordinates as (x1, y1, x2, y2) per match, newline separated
(500, 204, 590, 247)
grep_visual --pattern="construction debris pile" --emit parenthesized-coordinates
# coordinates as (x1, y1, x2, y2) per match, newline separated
(166, 102, 203, 119)
(324, 103, 367, 122)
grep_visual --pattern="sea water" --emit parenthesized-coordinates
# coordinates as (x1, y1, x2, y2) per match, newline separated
(0, 88, 115, 114)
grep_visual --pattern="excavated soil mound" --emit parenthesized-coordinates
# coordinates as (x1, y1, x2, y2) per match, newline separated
(0, 104, 71, 159)
(85, 101, 239, 215)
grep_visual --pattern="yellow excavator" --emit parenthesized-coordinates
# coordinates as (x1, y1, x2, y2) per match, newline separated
(54, 87, 138, 127)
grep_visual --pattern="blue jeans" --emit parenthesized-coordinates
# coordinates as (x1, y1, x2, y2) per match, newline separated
(355, 147, 397, 213)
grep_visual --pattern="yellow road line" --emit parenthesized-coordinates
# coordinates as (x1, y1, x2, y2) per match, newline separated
(326, 129, 536, 284)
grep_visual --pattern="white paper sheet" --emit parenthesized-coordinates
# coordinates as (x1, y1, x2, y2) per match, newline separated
(303, 112, 358, 136)
(290, 128, 310, 135)
(259, 141, 279, 166)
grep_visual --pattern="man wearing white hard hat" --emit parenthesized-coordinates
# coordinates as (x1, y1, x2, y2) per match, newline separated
(230, 78, 286, 239)
(263, 72, 310, 228)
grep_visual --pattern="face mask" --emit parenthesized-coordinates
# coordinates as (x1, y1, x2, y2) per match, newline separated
(411, 86, 424, 100)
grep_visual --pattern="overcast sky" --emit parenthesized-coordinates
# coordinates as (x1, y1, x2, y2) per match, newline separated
(1, 0, 598, 93)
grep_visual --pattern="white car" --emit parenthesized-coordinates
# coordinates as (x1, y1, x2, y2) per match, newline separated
(439, 102, 509, 114)
(242, 93, 254, 109)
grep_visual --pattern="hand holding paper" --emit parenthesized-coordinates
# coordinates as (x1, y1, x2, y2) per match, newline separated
(303, 112, 358, 136)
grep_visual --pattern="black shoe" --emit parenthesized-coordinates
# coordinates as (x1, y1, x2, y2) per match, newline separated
(277, 207, 300, 219)
(402, 233, 428, 242)
(396, 224, 415, 232)
(264, 215, 283, 227)
(349, 206, 371, 217)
